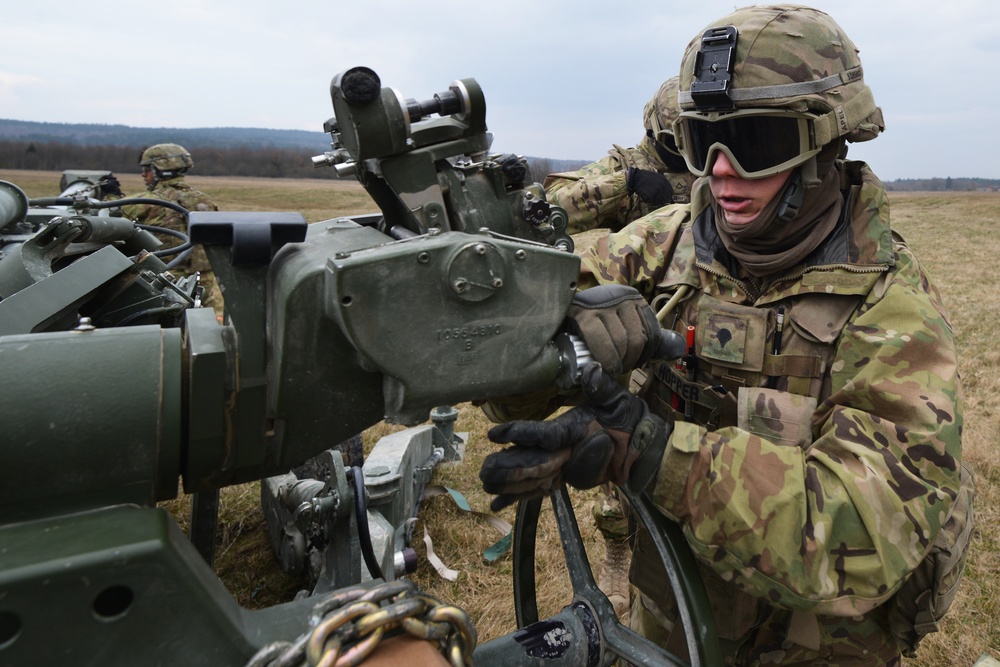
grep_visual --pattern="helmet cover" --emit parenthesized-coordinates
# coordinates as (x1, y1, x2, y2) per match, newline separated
(139, 143, 194, 172)
(678, 4, 884, 144)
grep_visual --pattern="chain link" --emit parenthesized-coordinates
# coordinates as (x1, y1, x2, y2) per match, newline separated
(245, 579, 477, 667)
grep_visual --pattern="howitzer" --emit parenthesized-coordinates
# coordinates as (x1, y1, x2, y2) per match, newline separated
(0, 68, 717, 666)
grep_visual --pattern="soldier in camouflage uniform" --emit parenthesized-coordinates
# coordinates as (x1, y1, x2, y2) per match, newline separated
(544, 77, 696, 234)
(547, 77, 699, 619)
(121, 143, 220, 306)
(480, 5, 972, 665)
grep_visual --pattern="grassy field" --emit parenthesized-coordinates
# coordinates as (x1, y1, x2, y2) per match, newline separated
(0, 168, 378, 223)
(3, 169, 997, 665)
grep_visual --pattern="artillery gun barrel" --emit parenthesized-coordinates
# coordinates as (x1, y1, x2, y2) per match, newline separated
(0, 180, 29, 229)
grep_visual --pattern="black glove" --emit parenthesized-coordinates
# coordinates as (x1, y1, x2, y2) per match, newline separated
(480, 363, 671, 511)
(626, 167, 674, 207)
(563, 284, 661, 377)
(99, 174, 124, 199)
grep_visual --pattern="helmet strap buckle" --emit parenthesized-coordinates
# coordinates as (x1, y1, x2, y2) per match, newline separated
(776, 170, 805, 223)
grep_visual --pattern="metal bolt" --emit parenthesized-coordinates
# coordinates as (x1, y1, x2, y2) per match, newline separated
(514, 249, 527, 260)
(73, 317, 96, 332)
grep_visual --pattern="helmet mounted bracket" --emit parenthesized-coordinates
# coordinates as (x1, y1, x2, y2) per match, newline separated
(690, 26, 738, 112)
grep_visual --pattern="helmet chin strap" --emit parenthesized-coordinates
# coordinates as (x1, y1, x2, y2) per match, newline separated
(146, 168, 181, 190)
(776, 167, 806, 223)
(776, 148, 836, 223)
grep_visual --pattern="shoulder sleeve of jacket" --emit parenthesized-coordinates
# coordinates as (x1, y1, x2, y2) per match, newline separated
(544, 153, 639, 234)
(650, 245, 964, 616)
(577, 205, 689, 297)
(120, 190, 167, 224)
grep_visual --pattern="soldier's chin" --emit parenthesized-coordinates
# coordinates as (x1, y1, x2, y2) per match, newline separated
(719, 206, 759, 226)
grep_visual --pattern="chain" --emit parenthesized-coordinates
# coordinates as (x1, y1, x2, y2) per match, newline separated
(245, 579, 477, 667)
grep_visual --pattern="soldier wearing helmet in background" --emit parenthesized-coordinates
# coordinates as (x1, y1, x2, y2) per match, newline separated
(545, 77, 698, 620)
(544, 77, 695, 234)
(480, 5, 972, 665)
(122, 143, 220, 305)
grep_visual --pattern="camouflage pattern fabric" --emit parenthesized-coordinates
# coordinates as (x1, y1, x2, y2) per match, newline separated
(631, 590, 902, 666)
(122, 176, 220, 307)
(122, 176, 217, 263)
(544, 136, 695, 235)
(591, 483, 629, 540)
(577, 160, 964, 665)
(676, 6, 885, 145)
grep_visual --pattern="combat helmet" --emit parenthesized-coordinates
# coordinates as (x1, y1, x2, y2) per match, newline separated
(642, 77, 687, 171)
(138, 143, 194, 177)
(673, 4, 884, 181)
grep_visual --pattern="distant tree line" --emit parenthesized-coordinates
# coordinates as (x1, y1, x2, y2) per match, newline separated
(0, 140, 339, 180)
(14, 139, 991, 191)
(0, 140, 590, 186)
(886, 177, 999, 192)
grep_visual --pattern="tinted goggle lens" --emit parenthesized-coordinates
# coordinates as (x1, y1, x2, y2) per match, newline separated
(655, 130, 682, 157)
(680, 113, 814, 177)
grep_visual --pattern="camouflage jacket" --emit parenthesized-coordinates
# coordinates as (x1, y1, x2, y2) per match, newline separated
(121, 176, 218, 240)
(578, 160, 964, 622)
(544, 135, 695, 235)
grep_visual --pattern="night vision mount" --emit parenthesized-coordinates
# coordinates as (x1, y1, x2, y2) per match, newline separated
(690, 26, 738, 111)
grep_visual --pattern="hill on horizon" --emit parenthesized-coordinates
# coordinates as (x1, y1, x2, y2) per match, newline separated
(1, 118, 997, 191)
(0, 118, 589, 174)
(0, 118, 331, 152)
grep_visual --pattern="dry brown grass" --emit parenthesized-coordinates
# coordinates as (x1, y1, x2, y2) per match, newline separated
(886, 192, 1000, 666)
(4, 169, 996, 664)
(0, 168, 376, 223)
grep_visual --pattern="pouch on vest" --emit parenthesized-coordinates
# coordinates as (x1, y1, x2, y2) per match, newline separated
(886, 461, 975, 656)
(737, 386, 817, 449)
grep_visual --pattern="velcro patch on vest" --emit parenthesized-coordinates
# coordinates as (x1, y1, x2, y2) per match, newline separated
(697, 299, 768, 371)
(737, 386, 817, 448)
(800, 271, 879, 291)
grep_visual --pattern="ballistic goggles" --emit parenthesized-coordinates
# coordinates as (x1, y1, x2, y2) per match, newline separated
(654, 129, 682, 157)
(673, 108, 821, 179)
(648, 111, 682, 157)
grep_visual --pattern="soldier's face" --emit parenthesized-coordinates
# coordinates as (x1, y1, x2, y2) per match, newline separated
(141, 168, 155, 187)
(708, 152, 793, 226)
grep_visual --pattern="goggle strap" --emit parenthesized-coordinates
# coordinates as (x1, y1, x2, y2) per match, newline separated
(679, 66, 862, 105)
(812, 85, 876, 145)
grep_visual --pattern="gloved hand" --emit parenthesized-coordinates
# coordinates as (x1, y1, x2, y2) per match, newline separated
(99, 174, 124, 199)
(563, 284, 661, 377)
(626, 167, 674, 207)
(480, 362, 671, 511)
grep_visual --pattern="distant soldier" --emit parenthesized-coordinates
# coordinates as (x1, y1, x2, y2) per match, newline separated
(544, 77, 695, 234)
(121, 143, 220, 305)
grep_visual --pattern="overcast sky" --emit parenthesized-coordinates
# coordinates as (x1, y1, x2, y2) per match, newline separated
(3, 1, 999, 181)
